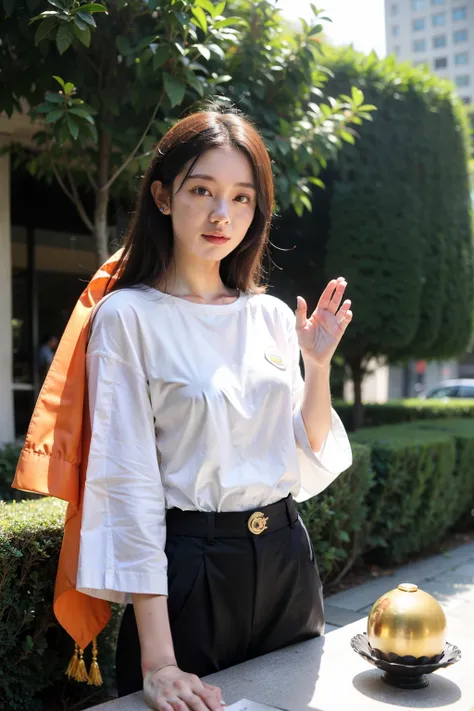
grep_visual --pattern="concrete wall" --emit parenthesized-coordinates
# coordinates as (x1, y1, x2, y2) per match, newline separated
(0, 142, 14, 443)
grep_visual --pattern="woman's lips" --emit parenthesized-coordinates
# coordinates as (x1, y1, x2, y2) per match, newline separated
(202, 234, 230, 245)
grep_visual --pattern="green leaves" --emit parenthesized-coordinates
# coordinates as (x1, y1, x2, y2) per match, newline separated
(56, 23, 73, 53)
(30, 0, 107, 50)
(195, 43, 210, 61)
(73, 22, 91, 46)
(163, 72, 186, 107)
(33, 78, 98, 145)
(34, 17, 57, 44)
(191, 6, 207, 32)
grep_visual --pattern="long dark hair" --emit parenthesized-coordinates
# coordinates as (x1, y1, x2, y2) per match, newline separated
(109, 110, 274, 294)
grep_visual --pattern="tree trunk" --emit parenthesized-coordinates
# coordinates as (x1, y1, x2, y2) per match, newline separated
(94, 186, 110, 265)
(348, 357, 364, 430)
(94, 128, 111, 265)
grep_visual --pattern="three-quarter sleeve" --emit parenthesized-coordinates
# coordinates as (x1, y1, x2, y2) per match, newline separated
(76, 299, 167, 604)
(287, 316, 353, 503)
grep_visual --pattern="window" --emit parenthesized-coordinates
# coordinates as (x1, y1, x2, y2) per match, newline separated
(412, 0, 426, 9)
(391, 3, 399, 15)
(392, 24, 400, 36)
(455, 52, 469, 65)
(459, 384, 474, 397)
(452, 6, 467, 21)
(426, 385, 459, 398)
(461, 96, 471, 104)
(431, 0, 445, 5)
(413, 17, 425, 30)
(413, 38, 426, 51)
(455, 75, 470, 87)
(432, 12, 446, 26)
(454, 29, 468, 42)
(434, 57, 448, 68)
(433, 34, 447, 47)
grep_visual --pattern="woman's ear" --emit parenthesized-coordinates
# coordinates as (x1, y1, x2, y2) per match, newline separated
(150, 180, 171, 215)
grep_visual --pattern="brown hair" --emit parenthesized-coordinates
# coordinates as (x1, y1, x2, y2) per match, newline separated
(109, 110, 274, 294)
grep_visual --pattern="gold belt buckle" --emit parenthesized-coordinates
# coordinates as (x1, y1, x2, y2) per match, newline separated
(248, 511, 269, 535)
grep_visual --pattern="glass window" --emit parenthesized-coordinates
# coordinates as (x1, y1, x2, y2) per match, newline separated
(431, 0, 445, 4)
(455, 75, 470, 86)
(413, 17, 425, 30)
(455, 52, 469, 65)
(412, 0, 426, 8)
(426, 385, 459, 398)
(432, 12, 446, 26)
(454, 29, 468, 42)
(452, 6, 467, 21)
(459, 384, 474, 397)
(434, 57, 448, 68)
(461, 96, 471, 104)
(392, 24, 400, 36)
(391, 3, 399, 15)
(413, 38, 427, 51)
(433, 34, 447, 47)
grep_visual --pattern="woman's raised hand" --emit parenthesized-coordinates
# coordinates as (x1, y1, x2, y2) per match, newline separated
(143, 665, 225, 711)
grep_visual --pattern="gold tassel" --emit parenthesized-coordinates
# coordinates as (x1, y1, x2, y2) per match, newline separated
(66, 643, 79, 679)
(88, 637, 103, 687)
(74, 646, 90, 683)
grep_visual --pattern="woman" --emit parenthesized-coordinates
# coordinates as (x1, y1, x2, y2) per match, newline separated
(76, 110, 353, 711)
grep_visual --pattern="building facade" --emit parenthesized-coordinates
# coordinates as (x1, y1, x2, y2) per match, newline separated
(385, 0, 473, 104)
(0, 112, 101, 443)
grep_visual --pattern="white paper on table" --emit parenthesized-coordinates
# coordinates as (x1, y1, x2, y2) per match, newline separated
(225, 700, 287, 711)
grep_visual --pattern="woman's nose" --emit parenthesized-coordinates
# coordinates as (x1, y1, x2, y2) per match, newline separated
(210, 200, 231, 224)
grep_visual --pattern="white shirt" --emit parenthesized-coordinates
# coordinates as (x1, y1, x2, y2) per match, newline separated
(77, 286, 352, 603)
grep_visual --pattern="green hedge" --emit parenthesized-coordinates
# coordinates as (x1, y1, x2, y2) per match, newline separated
(412, 419, 474, 529)
(298, 442, 372, 584)
(352, 419, 474, 563)
(2, 418, 473, 707)
(334, 399, 474, 431)
(0, 497, 121, 711)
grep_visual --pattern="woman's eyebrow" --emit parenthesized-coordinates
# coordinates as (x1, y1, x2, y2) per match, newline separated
(188, 173, 256, 189)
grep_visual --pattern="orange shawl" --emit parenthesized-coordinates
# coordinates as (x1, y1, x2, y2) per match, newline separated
(11, 249, 123, 655)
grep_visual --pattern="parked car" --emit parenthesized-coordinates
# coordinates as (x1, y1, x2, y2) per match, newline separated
(419, 379, 474, 400)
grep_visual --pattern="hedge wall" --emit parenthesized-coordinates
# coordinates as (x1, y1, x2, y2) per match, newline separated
(334, 399, 474, 431)
(0, 498, 122, 711)
(2, 418, 473, 707)
(298, 442, 372, 583)
(352, 426, 456, 563)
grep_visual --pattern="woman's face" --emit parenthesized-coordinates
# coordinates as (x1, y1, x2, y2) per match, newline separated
(153, 146, 257, 263)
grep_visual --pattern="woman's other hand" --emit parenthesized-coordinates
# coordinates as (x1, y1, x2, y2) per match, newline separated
(143, 665, 225, 711)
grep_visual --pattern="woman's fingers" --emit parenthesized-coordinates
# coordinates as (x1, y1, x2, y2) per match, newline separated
(155, 701, 175, 711)
(295, 296, 308, 330)
(177, 690, 215, 711)
(143, 666, 224, 711)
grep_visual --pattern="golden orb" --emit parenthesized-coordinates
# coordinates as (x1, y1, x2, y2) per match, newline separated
(367, 583, 447, 660)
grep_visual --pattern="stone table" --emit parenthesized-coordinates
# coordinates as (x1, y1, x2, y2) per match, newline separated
(90, 613, 474, 711)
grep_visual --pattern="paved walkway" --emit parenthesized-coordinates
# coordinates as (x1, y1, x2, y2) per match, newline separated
(324, 540, 474, 633)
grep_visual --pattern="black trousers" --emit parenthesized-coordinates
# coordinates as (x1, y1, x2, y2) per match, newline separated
(115, 495, 324, 697)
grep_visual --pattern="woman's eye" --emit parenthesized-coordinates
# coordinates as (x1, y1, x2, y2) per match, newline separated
(235, 195, 251, 204)
(192, 186, 210, 196)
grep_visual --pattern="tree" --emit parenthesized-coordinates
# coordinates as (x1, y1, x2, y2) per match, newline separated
(2, 0, 246, 262)
(1, 0, 369, 263)
(273, 49, 474, 427)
